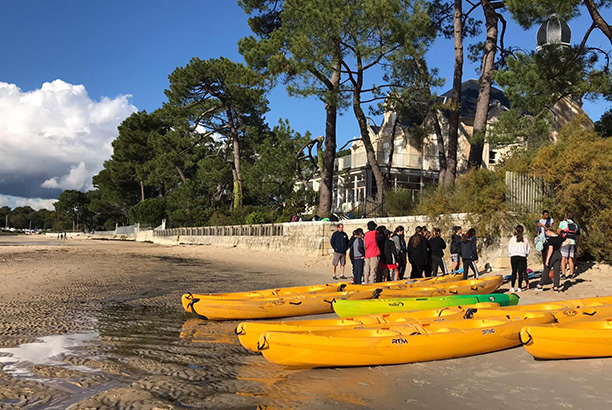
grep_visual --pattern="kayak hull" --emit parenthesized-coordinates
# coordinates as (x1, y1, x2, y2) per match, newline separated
(332, 293, 518, 317)
(181, 290, 373, 320)
(521, 319, 612, 359)
(258, 312, 555, 367)
(237, 302, 501, 352)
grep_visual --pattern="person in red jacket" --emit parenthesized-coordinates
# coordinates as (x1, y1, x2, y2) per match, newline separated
(363, 221, 380, 284)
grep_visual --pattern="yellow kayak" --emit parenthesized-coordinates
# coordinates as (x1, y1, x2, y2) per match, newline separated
(503, 295, 612, 313)
(344, 273, 464, 291)
(257, 310, 555, 367)
(521, 318, 612, 359)
(236, 302, 500, 352)
(181, 289, 375, 320)
(374, 276, 503, 298)
(183, 274, 463, 302)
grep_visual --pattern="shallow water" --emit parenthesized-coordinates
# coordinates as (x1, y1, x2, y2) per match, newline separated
(0, 302, 385, 409)
(0, 241, 63, 247)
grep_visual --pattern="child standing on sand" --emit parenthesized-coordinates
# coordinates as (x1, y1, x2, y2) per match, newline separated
(349, 229, 365, 284)
(429, 228, 447, 276)
(461, 228, 479, 280)
(450, 226, 463, 272)
(508, 225, 530, 292)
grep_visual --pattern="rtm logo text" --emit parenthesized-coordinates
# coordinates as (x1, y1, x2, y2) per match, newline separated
(481, 328, 496, 335)
(391, 338, 409, 345)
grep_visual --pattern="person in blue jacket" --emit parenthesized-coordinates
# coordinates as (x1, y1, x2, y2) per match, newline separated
(461, 228, 479, 279)
(330, 223, 349, 280)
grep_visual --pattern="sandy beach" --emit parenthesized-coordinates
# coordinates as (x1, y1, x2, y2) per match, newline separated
(1, 235, 612, 409)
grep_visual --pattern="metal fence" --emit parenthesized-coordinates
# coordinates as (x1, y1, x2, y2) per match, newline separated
(505, 171, 548, 213)
(154, 223, 285, 237)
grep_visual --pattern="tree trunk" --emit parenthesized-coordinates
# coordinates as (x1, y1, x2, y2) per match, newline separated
(353, 88, 385, 204)
(584, 0, 612, 45)
(317, 63, 340, 218)
(384, 116, 399, 188)
(431, 112, 447, 183)
(140, 180, 145, 202)
(226, 109, 243, 210)
(468, 0, 498, 169)
(175, 166, 186, 183)
(445, 0, 463, 184)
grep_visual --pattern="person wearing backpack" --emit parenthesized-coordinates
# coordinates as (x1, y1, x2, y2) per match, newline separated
(558, 211, 580, 279)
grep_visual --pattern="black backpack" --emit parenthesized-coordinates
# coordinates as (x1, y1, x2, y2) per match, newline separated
(563, 221, 581, 240)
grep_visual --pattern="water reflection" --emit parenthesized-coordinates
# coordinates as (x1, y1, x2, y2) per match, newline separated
(0, 332, 97, 377)
(179, 317, 389, 409)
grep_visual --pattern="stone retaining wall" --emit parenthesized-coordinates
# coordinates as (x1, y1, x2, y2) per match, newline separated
(61, 213, 543, 271)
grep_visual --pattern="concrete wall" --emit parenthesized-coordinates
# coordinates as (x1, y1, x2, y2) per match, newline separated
(60, 213, 543, 271)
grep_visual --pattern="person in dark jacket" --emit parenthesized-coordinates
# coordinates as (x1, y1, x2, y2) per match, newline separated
(408, 226, 429, 278)
(429, 228, 447, 276)
(383, 229, 400, 280)
(391, 226, 407, 280)
(376, 225, 388, 282)
(450, 226, 463, 272)
(461, 228, 479, 279)
(349, 229, 365, 284)
(422, 226, 433, 277)
(330, 223, 349, 280)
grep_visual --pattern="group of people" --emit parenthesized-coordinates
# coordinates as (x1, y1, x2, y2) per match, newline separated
(330, 221, 481, 284)
(507, 210, 580, 293)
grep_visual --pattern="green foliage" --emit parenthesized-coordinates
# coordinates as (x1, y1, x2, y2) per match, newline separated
(488, 109, 551, 148)
(165, 181, 210, 227)
(129, 198, 166, 227)
(165, 56, 269, 210)
(531, 120, 612, 261)
(504, 0, 580, 28)
(54, 190, 93, 230)
(417, 169, 508, 237)
(595, 109, 612, 137)
(245, 211, 266, 224)
(385, 189, 416, 217)
(494, 46, 612, 117)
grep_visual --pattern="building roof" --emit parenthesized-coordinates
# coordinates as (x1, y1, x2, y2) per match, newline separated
(439, 79, 510, 120)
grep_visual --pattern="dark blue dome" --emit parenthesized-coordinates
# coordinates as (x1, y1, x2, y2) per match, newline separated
(536, 16, 571, 52)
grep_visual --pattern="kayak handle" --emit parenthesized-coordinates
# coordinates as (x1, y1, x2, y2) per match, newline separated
(186, 297, 209, 320)
(519, 329, 533, 346)
(257, 336, 269, 351)
(582, 310, 597, 316)
(235, 324, 246, 335)
(464, 308, 477, 319)
(372, 288, 383, 299)
(289, 301, 303, 305)
(337, 284, 347, 292)
(449, 289, 458, 295)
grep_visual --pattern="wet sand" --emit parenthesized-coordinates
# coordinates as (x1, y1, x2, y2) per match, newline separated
(1, 235, 612, 409)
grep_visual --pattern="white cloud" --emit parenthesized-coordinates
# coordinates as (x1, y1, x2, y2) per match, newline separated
(0, 195, 55, 211)
(41, 161, 91, 191)
(0, 79, 137, 200)
(15, 197, 56, 211)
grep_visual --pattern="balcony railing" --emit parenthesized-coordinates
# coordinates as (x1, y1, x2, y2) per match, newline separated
(335, 152, 439, 172)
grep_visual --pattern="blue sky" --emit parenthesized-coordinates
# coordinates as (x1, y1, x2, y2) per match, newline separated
(0, 1, 610, 209)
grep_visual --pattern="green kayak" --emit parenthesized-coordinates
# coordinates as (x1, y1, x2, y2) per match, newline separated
(332, 293, 519, 317)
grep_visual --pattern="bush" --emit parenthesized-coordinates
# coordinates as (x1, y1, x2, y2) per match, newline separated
(129, 198, 166, 227)
(385, 189, 416, 216)
(530, 120, 612, 261)
(417, 168, 509, 238)
(246, 211, 266, 225)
